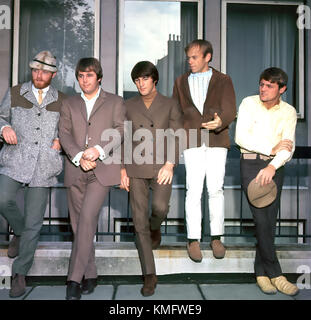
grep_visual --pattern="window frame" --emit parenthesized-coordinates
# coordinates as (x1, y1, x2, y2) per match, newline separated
(12, 0, 101, 87)
(221, 0, 305, 118)
(117, 0, 204, 97)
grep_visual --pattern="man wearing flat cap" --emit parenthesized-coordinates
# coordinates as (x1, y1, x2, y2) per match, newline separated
(235, 67, 298, 296)
(0, 50, 66, 297)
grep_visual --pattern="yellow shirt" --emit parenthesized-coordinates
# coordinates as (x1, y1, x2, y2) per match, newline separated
(235, 95, 297, 170)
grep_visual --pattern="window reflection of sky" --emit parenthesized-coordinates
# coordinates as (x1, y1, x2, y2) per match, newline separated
(124, 1, 180, 91)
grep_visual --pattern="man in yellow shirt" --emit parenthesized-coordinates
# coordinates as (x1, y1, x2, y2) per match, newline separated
(235, 67, 299, 296)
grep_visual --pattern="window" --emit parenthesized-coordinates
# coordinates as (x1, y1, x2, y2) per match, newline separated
(13, 0, 100, 95)
(118, 0, 203, 98)
(222, 1, 304, 118)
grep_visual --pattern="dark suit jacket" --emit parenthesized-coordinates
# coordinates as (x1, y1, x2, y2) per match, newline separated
(173, 67, 236, 149)
(123, 92, 183, 179)
(59, 89, 126, 187)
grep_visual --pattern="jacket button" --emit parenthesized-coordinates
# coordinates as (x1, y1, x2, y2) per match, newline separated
(88, 122, 91, 126)
(150, 124, 154, 127)
(38, 113, 41, 116)
(35, 142, 38, 145)
(36, 127, 40, 130)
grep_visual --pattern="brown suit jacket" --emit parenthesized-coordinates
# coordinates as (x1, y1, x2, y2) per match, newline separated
(123, 92, 183, 179)
(173, 67, 236, 149)
(59, 89, 126, 187)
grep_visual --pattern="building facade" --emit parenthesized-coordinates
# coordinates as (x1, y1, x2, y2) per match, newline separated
(0, 0, 310, 244)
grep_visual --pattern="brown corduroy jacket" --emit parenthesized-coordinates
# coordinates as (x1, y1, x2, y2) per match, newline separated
(173, 67, 236, 149)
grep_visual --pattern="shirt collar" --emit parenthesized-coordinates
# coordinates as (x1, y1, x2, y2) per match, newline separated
(81, 87, 101, 103)
(259, 96, 282, 111)
(32, 84, 50, 94)
(189, 68, 213, 78)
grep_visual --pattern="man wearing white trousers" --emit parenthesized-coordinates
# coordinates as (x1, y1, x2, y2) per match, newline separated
(173, 40, 236, 262)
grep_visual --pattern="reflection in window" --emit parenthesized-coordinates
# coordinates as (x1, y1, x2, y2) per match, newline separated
(18, 0, 95, 95)
(226, 4, 300, 110)
(123, 1, 197, 99)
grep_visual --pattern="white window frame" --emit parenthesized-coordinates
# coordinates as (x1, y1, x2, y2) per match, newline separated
(221, 0, 305, 118)
(12, 0, 100, 86)
(118, 0, 204, 97)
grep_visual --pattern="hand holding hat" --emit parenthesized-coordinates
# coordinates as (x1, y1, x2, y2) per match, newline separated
(247, 175, 277, 208)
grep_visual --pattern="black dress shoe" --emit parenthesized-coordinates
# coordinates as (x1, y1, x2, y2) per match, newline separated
(81, 278, 97, 295)
(66, 281, 81, 300)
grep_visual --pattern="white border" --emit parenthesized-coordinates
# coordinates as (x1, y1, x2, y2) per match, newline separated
(12, 0, 100, 86)
(118, 0, 203, 97)
(221, 0, 305, 118)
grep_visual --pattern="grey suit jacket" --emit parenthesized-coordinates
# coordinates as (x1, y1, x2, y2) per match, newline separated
(123, 92, 183, 179)
(59, 89, 126, 187)
(0, 81, 65, 187)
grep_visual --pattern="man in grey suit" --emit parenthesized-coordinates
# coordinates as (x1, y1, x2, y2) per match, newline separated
(59, 57, 126, 300)
(120, 61, 183, 297)
(0, 50, 65, 297)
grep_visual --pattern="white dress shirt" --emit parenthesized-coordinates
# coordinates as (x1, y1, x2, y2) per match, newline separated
(72, 88, 105, 167)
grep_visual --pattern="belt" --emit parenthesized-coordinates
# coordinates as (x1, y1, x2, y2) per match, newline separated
(241, 153, 273, 161)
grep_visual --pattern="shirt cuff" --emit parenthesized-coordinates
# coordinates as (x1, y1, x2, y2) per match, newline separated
(268, 150, 292, 170)
(94, 145, 106, 161)
(72, 151, 83, 167)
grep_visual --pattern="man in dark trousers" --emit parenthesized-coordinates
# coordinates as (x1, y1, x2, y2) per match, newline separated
(59, 57, 126, 300)
(173, 40, 236, 263)
(0, 50, 65, 297)
(120, 61, 183, 296)
(235, 67, 298, 296)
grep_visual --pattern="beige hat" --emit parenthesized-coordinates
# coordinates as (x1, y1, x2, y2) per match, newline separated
(29, 51, 57, 72)
(247, 177, 277, 208)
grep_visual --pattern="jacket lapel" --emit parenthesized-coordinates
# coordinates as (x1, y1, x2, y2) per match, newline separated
(135, 95, 154, 122)
(20, 81, 59, 108)
(20, 82, 39, 107)
(89, 89, 106, 120)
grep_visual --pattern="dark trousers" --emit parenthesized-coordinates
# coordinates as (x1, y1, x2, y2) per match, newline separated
(129, 173, 172, 275)
(241, 157, 283, 278)
(67, 172, 109, 283)
(0, 174, 49, 275)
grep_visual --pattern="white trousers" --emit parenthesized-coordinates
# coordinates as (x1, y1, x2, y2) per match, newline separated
(183, 146, 227, 239)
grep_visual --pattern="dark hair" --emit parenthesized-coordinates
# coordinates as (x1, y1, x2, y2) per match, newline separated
(185, 39, 213, 61)
(131, 61, 159, 85)
(259, 67, 288, 89)
(75, 57, 103, 84)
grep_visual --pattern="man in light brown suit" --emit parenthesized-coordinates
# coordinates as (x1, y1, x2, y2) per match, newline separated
(120, 61, 183, 297)
(59, 58, 125, 300)
(173, 40, 236, 263)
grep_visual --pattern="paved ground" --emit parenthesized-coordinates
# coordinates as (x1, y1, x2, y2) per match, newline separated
(0, 274, 310, 301)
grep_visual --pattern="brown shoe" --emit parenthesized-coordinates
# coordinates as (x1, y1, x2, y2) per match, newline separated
(141, 274, 157, 297)
(256, 276, 277, 295)
(271, 276, 299, 296)
(150, 228, 161, 250)
(187, 241, 202, 263)
(9, 274, 26, 298)
(8, 235, 20, 258)
(210, 240, 226, 259)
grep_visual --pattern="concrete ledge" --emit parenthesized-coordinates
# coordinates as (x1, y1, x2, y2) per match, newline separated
(1, 242, 311, 276)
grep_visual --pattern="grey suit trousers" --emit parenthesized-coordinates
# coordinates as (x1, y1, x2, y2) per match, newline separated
(0, 174, 49, 275)
(129, 172, 172, 275)
(67, 171, 109, 283)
